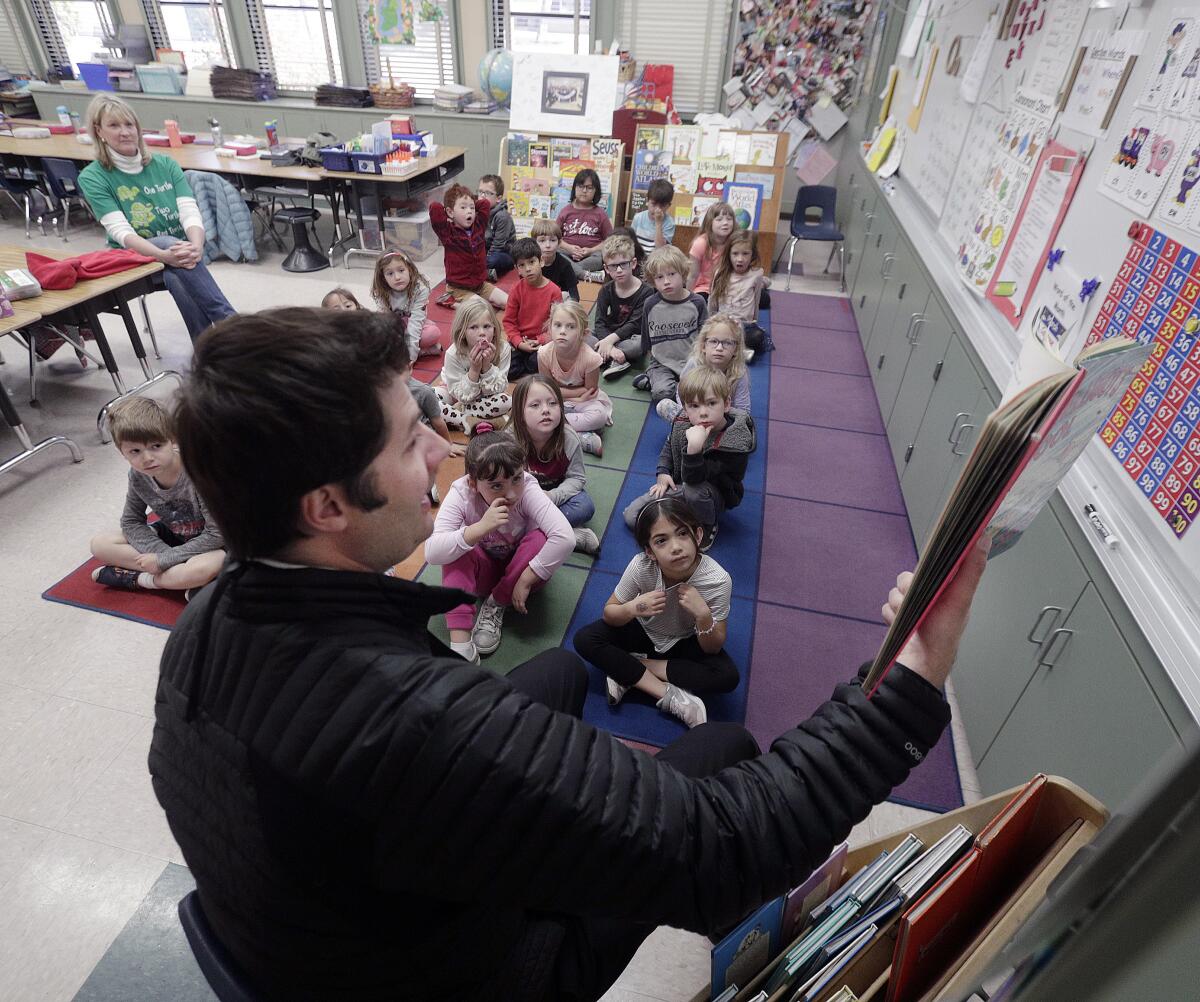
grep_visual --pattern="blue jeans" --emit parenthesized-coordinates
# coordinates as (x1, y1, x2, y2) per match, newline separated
(148, 235, 236, 342)
(558, 490, 595, 527)
(487, 248, 514, 275)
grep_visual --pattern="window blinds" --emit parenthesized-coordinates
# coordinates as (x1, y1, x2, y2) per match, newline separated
(614, 0, 733, 115)
(26, 0, 72, 73)
(0, 0, 37, 75)
(358, 0, 456, 100)
(138, 0, 171, 51)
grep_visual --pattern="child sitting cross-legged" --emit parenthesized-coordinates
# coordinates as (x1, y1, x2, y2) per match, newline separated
(429, 183, 509, 310)
(623, 366, 756, 553)
(656, 313, 751, 423)
(371, 249, 443, 361)
(503, 237, 561, 379)
(633, 244, 708, 405)
(434, 294, 512, 434)
(90, 396, 225, 596)
(509, 374, 601, 556)
(709, 229, 772, 362)
(538, 299, 611, 457)
(531, 217, 580, 301)
(573, 496, 739, 729)
(425, 431, 574, 663)
(556, 167, 613, 280)
(592, 232, 653, 381)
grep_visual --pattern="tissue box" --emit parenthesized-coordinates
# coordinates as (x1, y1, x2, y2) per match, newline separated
(0, 268, 41, 301)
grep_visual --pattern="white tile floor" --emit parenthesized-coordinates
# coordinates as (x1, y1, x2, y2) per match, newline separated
(0, 205, 980, 1001)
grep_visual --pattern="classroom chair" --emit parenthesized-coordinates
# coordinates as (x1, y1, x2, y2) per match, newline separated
(0, 161, 52, 239)
(275, 205, 329, 272)
(178, 891, 264, 1002)
(775, 185, 845, 292)
(39, 157, 95, 243)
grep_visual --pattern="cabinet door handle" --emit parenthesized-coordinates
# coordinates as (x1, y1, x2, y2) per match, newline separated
(950, 422, 976, 455)
(908, 316, 927, 345)
(1026, 605, 1062, 645)
(881, 253, 896, 278)
(1037, 628, 1075, 669)
(902, 313, 920, 342)
(947, 411, 970, 445)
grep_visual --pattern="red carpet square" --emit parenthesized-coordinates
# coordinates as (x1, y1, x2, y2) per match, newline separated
(43, 558, 187, 630)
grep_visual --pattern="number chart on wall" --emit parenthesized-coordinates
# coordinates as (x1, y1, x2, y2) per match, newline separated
(1089, 223, 1200, 538)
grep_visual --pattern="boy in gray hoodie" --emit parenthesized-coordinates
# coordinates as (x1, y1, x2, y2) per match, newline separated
(480, 174, 516, 277)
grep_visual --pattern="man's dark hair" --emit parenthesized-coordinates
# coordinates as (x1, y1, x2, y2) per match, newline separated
(647, 178, 674, 206)
(511, 237, 541, 264)
(175, 308, 410, 560)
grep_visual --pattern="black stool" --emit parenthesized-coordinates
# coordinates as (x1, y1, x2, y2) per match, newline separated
(178, 891, 264, 1001)
(275, 206, 328, 272)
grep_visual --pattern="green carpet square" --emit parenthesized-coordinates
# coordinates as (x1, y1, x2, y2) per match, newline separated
(570, 465, 627, 569)
(589, 393, 648, 473)
(419, 563, 590, 675)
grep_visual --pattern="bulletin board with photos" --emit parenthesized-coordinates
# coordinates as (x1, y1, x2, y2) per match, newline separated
(498, 133, 626, 239)
(626, 125, 790, 263)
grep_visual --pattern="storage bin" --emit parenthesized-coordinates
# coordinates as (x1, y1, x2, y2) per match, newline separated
(359, 209, 439, 261)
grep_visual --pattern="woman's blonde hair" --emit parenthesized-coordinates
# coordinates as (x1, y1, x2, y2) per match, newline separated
(86, 94, 150, 170)
(691, 312, 747, 383)
(548, 298, 590, 341)
(450, 294, 505, 357)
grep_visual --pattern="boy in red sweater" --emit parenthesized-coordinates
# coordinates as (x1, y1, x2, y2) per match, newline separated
(430, 184, 509, 310)
(503, 237, 560, 378)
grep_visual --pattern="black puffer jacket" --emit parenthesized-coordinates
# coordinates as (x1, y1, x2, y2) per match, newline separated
(149, 562, 950, 1001)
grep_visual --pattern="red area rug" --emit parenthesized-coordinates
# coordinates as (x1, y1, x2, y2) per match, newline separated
(414, 272, 523, 377)
(43, 557, 187, 630)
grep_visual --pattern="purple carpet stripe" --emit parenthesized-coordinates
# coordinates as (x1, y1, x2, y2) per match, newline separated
(744, 604, 962, 812)
(765, 422, 906, 515)
(768, 368, 886, 434)
(769, 324, 870, 376)
(771, 291, 857, 332)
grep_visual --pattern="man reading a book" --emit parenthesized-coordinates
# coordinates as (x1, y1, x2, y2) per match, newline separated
(149, 307, 989, 1002)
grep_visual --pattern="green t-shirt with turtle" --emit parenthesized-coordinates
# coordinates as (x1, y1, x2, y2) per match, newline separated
(79, 153, 194, 247)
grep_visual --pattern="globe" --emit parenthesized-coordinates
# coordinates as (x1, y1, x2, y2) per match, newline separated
(479, 48, 514, 107)
(734, 207, 752, 229)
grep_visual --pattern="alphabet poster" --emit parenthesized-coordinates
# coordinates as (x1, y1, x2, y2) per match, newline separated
(953, 88, 1056, 293)
(1137, 12, 1196, 111)
(939, 101, 1006, 253)
(986, 140, 1086, 326)
(1099, 110, 1192, 216)
(1155, 122, 1200, 236)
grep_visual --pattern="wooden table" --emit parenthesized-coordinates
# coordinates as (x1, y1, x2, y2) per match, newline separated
(0, 125, 468, 264)
(0, 307, 84, 476)
(0, 245, 180, 440)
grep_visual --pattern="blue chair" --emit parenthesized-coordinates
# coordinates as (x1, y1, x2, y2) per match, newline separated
(775, 185, 845, 292)
(178, 891, 264, 1002)
(40, 157, 94, 242)
(0, 157, 51, 239)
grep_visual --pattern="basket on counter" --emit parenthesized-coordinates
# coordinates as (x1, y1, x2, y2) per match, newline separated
(370, 59, 415, 109)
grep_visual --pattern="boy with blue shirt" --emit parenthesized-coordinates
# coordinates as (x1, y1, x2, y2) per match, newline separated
(631, 179, 676, 256)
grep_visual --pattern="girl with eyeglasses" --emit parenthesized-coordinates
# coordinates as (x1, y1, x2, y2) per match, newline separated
(656, 314, 751, 423)
(592, 233, 654, 380)
(555, 168, 613, 279)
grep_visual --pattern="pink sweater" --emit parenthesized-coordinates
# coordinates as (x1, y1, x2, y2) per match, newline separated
(424, 471, 574, 580)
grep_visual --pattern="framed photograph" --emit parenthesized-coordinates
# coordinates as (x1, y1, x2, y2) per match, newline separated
(541, 71, 589, 116)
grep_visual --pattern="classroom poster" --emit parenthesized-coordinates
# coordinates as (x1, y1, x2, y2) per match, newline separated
(1099, 111, 1191, 216)
(1024, 0, 1090, 104)
(1136, 12, 1196, 111)
(1164, 38, 1200, 117)
(939, 101, 1007, 253)
(953, 88, 1056, 293)
(1156, 123, 1200, 236)
(1059, 29, 1146, 137)
(986, 140, 1086, 326)
(959, 15, 998, 104)
(1028, 262, 1089, 360)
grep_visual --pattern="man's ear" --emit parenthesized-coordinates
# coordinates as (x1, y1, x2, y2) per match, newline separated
(295, 483, 351, 536)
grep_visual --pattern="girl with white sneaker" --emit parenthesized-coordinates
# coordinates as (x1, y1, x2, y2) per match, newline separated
(434, 295, 513, 432)
(537, 299, 612, 457)
(573, 497, 739, 728)
(425, 432, 574, 663)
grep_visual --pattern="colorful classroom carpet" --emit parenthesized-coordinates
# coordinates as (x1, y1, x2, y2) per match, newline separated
(43, 558, 188, 630)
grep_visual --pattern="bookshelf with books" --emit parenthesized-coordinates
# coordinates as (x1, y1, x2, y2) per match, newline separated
(626, 125, 790, 264)
(497, 133, 626, 240)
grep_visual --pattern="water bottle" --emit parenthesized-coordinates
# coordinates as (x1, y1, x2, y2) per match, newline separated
(265, 119, 278, 147)
(209, 117, 223, 148)
(55, 104, 72, 126)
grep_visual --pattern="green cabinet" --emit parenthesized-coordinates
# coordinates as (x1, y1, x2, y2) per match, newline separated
(851, 211, 899, 347)
(842, 185, 875, 295)
(865, 245, 932, 419)
(887, 296, 956, 473)
(977, 582, 1182, 807)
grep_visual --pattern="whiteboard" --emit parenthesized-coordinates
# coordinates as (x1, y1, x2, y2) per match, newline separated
(872, 0, 1200, 702)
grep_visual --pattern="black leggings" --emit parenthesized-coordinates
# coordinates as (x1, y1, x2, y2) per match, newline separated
(573, 618, 740, 694)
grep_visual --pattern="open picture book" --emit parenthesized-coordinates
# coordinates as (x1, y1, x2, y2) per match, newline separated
(864, 332, 1153, 694)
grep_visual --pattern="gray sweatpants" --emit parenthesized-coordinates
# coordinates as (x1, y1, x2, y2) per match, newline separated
(623, 482, 725, 531)
(646, 359, 680, 404)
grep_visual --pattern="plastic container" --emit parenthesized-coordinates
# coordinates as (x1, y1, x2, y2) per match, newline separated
(318, 144, 354, 172)
(360, 209, 439, 261)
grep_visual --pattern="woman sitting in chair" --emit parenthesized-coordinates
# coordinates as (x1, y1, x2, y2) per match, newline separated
(77, 94, 235, 343)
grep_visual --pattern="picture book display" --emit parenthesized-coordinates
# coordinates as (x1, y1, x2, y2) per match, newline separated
(1087, 222, 1200, 539)
(500, 132, 623, 237)
(864, 330, 1152, 693)
(953, 89, 1056, 293)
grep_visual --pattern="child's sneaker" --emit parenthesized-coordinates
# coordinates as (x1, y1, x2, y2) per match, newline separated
(632, 372, 651, 391)
(656, 399, 682, 422)
(657, 684, 708, 728)
(91, 565, 142, 590)
(578, 431, 603, 457)
(471, 595, 506, 655)
(419, 342, 444, 357)
(606, 677, 629, 706)
(743, 348, 755, 363)
(573, 526, 601, 556)
(450, 638, 480, 664)
(435, 290, 457, 309)
(602, 358, 631, 379)
(699, 524, 718, 553)
(584, 269, 606, 283)
(429, 483, 441, 505)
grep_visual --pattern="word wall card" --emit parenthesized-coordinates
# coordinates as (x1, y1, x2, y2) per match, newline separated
(1089, 223, 1200, 538)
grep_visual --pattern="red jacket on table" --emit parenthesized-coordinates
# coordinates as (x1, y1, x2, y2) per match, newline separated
(429, 197, 490, 289)
(503, 278, 561, 346)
